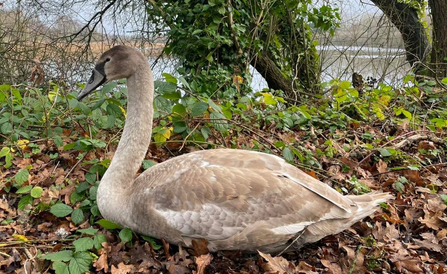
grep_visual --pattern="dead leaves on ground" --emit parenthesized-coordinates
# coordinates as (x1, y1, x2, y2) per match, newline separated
(1, 125, 447, 273)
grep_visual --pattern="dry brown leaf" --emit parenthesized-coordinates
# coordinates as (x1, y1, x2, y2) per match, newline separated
(111, 262, 134, 274)
(419, 210, 444, 230)
(376, 159, 388, 173)
(195, 254, 212, 274)
(320, 259, 342, 274)
(394, 260, 423, 273)
(259, 251, 297, 274)
(190, 239, 209, 256)
(427, 197, 447, 213)
(94, 253, 109, 273)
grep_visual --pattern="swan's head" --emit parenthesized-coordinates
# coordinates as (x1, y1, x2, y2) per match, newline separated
(78, 45, 145, 100)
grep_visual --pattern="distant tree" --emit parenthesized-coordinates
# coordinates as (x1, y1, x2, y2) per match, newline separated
(369, 0, 447, 78)
(428, 0, 447, 77)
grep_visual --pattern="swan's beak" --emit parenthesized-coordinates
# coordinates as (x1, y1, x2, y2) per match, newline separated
(78, 68, 107, 101)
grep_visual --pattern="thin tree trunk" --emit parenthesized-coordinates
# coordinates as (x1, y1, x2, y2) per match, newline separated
(368, 0, 430, 73)
(428, 0, 447, 77)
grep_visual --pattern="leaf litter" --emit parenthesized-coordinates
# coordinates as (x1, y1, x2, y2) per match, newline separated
(1, 118, 447, 273)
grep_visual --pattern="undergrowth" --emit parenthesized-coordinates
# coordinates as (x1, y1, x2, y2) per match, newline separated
(1, 74, 446, 273)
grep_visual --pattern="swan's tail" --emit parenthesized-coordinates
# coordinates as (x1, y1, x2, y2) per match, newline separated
(298, 192, 394, 247)
(346, 191, 394, 222)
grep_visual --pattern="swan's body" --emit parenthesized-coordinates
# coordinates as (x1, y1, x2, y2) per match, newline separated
(78, 45, 392, 253)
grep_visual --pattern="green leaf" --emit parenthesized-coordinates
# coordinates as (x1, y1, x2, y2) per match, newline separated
(190, 102, 209, 117)
(106, 104, 122, 117)
(394, 181, 405, 193)
(142, 160, 156, 170)
(173, 121, 187, 133)
(119, 228, 133, 242)
(14, 169, 29, 186)
(96, 219, 121, 229)
(378, 148, 392, 157)
(172, 104, 186, 115)
(71, 209, 85, 225)
(102, 81, 117, 93)
(142, 236, 162, 250)
(162, 73, 178, 84)
(68, 252, 92, 274)
(90, 205, 100, 217)
(18, 195, 33, 210)
(1, 122, 13, 134)
(339, 81, 351, 89)
(93, 233, 108, 250)
(53, 135, 64, 147)
(16, 185, 32, 194)
(77, 227, 98, 235)
(73, 237, 94, 252)
(0, 146, 10, 157)
(201, 127, 211, 140)
(261, 93, 276, 105)
(53, 261, 69, 274)
(45, 250, 73, 262)
(50, 203, 73, 217)
(30, 186, 43, 198)
(282, 147, 294, 162)
(440, 194, 447, 205)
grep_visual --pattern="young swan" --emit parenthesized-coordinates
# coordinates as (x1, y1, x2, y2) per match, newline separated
(78, 45, 392, 253)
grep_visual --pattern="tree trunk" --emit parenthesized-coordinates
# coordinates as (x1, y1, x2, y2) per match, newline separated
(250, 53, 294, 97)
(428, 0, 447, 77)
(368, 0, 430, 73)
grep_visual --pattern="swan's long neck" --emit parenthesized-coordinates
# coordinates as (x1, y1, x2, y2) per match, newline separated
(97, 61, 154, 222)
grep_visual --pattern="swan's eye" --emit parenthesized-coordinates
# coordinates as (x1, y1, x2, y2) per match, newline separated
(105, 57, 111, 62)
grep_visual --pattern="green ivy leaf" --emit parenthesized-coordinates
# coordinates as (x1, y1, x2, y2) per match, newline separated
(30, 186, 43, 198)
(68, 252, 92, 274)
(96, 219, 121, 230)
(45, 250, 73, 262)
(71, 209, 85, 225)
(119, 228, 133, 242)
(73, 237, 94, 252)
(50, 203, 73, 217)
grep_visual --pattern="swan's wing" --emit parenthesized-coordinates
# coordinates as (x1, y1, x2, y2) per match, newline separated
(131, 149, 356, 241)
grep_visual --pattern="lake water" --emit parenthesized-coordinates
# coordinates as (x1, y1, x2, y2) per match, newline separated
(149, 45, 410, 92)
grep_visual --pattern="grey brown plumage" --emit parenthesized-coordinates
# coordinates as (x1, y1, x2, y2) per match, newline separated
(78, 45, 393, 253)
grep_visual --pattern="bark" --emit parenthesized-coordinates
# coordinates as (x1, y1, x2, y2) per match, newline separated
(369, 0, 430, 72)
(250, 53, 294, 97)
(428, 0, 447, 77)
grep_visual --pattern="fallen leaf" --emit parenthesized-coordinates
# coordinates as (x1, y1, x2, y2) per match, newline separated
(111, 262, 134, 274)
(195, 253, 212, 274)
(259, 251, 297, 274)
